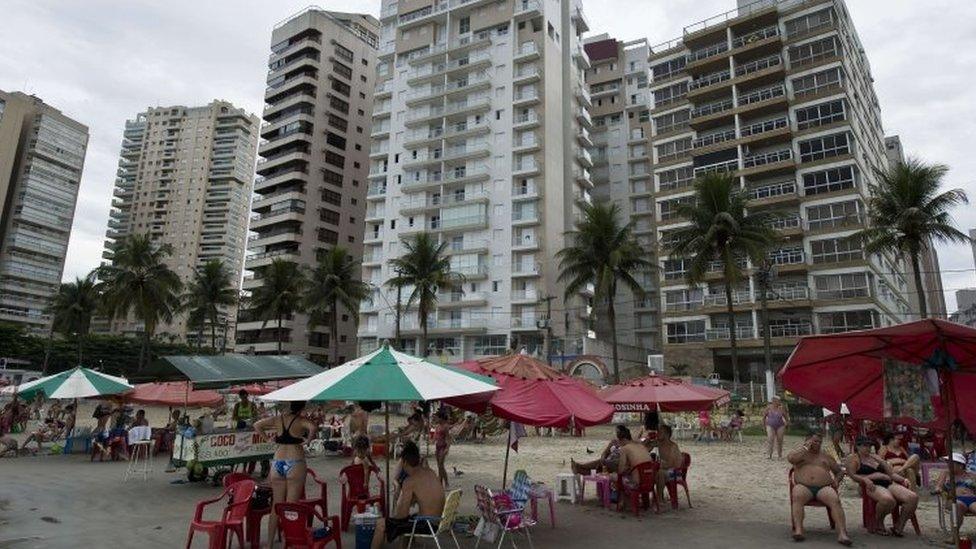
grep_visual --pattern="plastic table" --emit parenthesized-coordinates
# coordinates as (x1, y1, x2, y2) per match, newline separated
(528, 484, 556, 528)
(579, 473, 612, 508)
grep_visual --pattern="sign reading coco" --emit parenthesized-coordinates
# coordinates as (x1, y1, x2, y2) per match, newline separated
(173, 431, 275, 465)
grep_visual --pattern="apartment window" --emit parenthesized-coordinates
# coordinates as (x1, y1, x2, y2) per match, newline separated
(664, 289, 703, 311)
(806, 200, 861, 230)
(796, 99, 846, 130)
(792, 67, 842, 97)
(658, 165, 694, 191)
(325, 132, 347, 149)
(803, 165, 856, 195)
(334, 44, 354, 63)
(331, 80, 352, 101)
(666, 320, 706, 344)
(332, 62, 353, 81)
(319, 208, 340, 225)
(318, 228, 338, 244)
(653, 109, 690, 134)
(815, 272, 871, 300)
(655, 137, 692, 162)
(329, 95, 350, 114)
(321, 188, 342, 205)
(459, 16, 470, 34)
(322, 168, 343, 188)
(653, 82, 688, 108)
(324, 150, 345, 168)
(810, 237, 863, 264)
(651, 57, 686, 80)
(788, 36, 839, 68)
(327, 114, 348, 132)
(818, 310, 877, 334)
(473, 335, 507, 356)
(663, 258, 688, 281)
(784, 8, 834, 38)
(799, 132, 850, 162)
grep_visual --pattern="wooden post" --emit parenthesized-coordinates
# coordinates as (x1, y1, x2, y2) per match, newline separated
(385, 403, 391, 510)
(943, 372, 960, 547)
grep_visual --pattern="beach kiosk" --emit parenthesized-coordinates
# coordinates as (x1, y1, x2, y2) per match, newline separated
(162, 354, 322, 479)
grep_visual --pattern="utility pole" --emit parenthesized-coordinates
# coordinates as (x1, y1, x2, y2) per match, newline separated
(756, 261, 776, 401)
(537, 295, 555, 367)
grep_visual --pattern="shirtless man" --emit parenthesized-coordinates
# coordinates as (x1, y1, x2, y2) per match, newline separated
(372, 441, 445, 549)
(650, 425, 683, 507)
(349, 403, 369, 440)
(788, 431, 852, 545)
(615, 425, 653, 488)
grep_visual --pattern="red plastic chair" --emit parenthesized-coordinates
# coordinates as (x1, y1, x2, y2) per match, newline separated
(616, 461, 661, 517)
(300, 468, 329, 520)
(665, 452, 693, 509)
(788, 468, 835, 531)
(275, 502, 342, 549)
(221, 473, 267, 548)
(339, 464, 385, 531)
(185, 479, 255, 549)
(858, 482, 921, 535)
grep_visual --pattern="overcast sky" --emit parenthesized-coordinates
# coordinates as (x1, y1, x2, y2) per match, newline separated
(3, 0, 976, 311)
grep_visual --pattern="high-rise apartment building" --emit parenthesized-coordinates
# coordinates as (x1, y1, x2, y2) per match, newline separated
(885, 134, 946, 319)
(582, 35, 660, 353)
(236, 10, 378, 363)
(0, 91, 88, 335)
(358, 0, 594, 360)
(636, 0, 912, 376)
(102, 101, 258, 347)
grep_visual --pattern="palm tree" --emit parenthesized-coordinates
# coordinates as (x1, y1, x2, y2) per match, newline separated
(387, 233, 463, 357)
(98, 234, 183, 370)
(48, 271, 100, 366)
(665, 173, 779, 392)
(856, 158, 969, 318)
(248, 258, 305, 354)
(303, 246, 370, 366)
(556, 201, 654, 384)
(182, 260, 237, 352)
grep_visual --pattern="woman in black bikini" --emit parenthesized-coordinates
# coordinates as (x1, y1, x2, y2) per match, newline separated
(255, 401, 316, 548)
(845, 436, 918, 536)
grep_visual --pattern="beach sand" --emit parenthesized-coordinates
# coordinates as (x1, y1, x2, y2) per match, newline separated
(0, 408, 958, 548)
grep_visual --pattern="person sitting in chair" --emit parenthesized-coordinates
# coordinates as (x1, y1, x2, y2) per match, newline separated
(648, 425, 683, 508)
(571, 425, 626, 475)
(845, 436, 918, 537)
(372, 441, 445, 549)
(613, 425, 653, 488)
(936, 452, 976, 532)
(788, 430, 852, 545)
(881, 432, 920, 489)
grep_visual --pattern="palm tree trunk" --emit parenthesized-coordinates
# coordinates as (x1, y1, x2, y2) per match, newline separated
(725, 280, 740, 394)
(911, 251, 928, 319)
(210, 314, 217, 353)
(42, 326, 54, 375)
(607, 295, 620, 385)
(331, 300, 339, 367)
(419, 306, 428, 358)
(277, 313, 283, 355)
(77, 334, 83, 366)
(142, 328, 152, 371)
(198, 322, 204, 353)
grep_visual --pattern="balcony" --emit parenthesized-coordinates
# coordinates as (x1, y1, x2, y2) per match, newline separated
(733, 54, 782, 80)
(512, 234, 539, 250)
(513, 159, 540, 176)
(515, 0, 542, 18)
(693, 159, 738, 177)
(691, 98, 734, 119)
(737, 84, 785, 108)
(687, 41, 729, 64)
(250, 205, 305, 223)
(767, 215, 802, 232)
(514, 112, 540, 128)
(398, 2, 449, 28)
(742, 149, 793, 170)
(576, 108, 593, 128)
(705, 326, 755, 341)
(689, 69, 731, 91)
(512, 263, 542, 277)
(513, 89, 540, 106)
(452, 264, 490, 278)
(767, 247, 805, 267)
(512, 208, 539, 225)
(703, 290, 752, 307)
(512, 289, 538, 302)
(732, 25, 779, 49)
(574, 44, 591, 69)
(514, 41, 539, 60)
(747, 181, 797, 201)
(739, 116, 789, 139)
(367, 183, 387, 198)
(692, 128, 736, 149)
(766, 323, 813, 338)
(770, 285, 810, 301)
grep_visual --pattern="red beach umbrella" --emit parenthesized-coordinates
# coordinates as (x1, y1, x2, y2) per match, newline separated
(446, 353, 614, 428)
(600, 373, 730, 412)
(124, 381, 223, 408)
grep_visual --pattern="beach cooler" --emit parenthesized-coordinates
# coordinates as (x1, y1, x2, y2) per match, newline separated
(354, 511, 378, 549)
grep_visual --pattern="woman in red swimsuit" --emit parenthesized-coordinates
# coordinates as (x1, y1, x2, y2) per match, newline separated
(881, 433, 920, 489)
(432, 410, 453, 488)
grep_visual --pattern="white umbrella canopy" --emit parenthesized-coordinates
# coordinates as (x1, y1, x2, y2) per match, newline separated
(14, 366, 133, 400)
(260, 345, 498, 403)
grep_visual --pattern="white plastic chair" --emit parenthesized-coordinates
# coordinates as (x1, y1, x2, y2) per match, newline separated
(123, 426, 154, 481)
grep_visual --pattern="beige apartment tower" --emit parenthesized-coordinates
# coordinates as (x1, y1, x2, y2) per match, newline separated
(357, 0, 595, 361)
(235, 9, 378, 364)
(102, 101, 258, 347)
(621, 0, 915, 378)
(0, 91, 89, 335)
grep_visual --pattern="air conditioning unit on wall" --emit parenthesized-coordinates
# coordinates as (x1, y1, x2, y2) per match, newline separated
(647, 354, 664, 373)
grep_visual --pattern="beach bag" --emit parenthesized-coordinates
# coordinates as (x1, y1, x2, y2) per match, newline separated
(251, 485, 272, 510)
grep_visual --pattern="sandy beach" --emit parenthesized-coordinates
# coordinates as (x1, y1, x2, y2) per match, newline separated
(0, 406, 959, 548)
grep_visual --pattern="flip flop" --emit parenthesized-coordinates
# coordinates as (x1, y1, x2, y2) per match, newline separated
(889, 528, 903, 538)
(874, 529, 890, 537)
(792, 534, 806, 542)
(837, 539, 852, 546)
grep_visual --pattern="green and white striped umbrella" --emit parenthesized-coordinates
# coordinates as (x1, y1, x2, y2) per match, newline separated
(14, 366, 133, 400)
(261, 345, 498, 402)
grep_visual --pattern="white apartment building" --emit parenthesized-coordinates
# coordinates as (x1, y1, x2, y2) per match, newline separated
(359, 0, 595, 360)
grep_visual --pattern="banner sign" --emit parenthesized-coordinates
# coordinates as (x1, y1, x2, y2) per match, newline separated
(613, 403, 654, 412)
(172, 431, 275, 466)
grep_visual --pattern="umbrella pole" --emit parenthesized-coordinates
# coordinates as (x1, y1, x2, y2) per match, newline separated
(385, 403, 391, 511)
(502, 423, 512, 489)
(943, 372, 960, 547)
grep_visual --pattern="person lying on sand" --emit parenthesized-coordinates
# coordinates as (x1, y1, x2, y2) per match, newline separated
(788, 431, 852, 546)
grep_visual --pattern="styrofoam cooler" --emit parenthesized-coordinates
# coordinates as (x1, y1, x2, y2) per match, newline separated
(353, 513, 378, 549)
